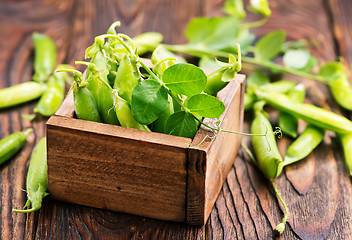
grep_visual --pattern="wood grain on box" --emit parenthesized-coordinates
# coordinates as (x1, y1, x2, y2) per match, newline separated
(46, 74, 245, 225)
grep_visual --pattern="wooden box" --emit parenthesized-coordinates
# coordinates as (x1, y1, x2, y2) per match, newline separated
(46, 73, 245, 225)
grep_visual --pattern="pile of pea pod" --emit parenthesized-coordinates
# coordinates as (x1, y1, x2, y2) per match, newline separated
(0, 32, 71, 170)
(59, 21, 238, 135)
(244, 71, 352, 179)
(0, 33, 72, 212)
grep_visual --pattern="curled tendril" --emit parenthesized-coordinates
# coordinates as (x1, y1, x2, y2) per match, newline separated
(274, 127, 282, 138)
(189, 130, 220, 149)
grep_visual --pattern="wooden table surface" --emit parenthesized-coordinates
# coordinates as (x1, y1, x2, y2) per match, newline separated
(1, 0, 352, 239)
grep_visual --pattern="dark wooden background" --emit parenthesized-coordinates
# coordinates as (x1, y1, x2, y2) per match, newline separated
(0, 0, 352, 239)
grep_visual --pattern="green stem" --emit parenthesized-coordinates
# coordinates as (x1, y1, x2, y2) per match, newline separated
(242, 17, 269, 29)
(242, 56, 328, 83)
(137, 42, 330, 84)
(270, 179, 289, 235)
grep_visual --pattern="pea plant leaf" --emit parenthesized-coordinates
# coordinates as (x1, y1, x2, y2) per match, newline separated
(184, 16, 255, 53)
(131, 79, 169, 125)
(283, 49, 317, 73)
(246, 70, 271, 89)
(255, 30, 286, 60)
(186, 94, 225, 118)
(164, 111, 199, 139)
(162, 63, 207, 97)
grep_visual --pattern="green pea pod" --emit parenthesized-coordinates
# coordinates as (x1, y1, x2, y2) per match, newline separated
(204, 68, 228, 96)
(34, 65, 69, 117)
(251, 101, 283, 179)
(284, 124, 324, 166)
(260, 80, 296, 93)
(338, 133, 352, 176)
(245, 80, 297, 111)
(255, 89, 352, 134)
(204, 54, 241, 96)
(13, 137, 48, 213)
(328, 75, 352, 111)
(0, 129, 32, 165)
(80, 61, 119, 125)
(113, 91, 150, 131)
(113, 54, 141, 104)
(319, 62, 352, 111)
(32, 33, 57, 82)
(0, 82, 46, 109)
(278, 83, 306, 138)
(75, 87, 102, 123)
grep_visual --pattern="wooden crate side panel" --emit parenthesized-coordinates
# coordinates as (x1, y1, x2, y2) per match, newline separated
(204, 76, 245, 223)
(186, 148, 207, 225)
(186, 75, 245, 225)
(47, 116, 189, 222)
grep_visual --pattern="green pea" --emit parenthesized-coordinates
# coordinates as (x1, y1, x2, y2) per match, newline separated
(0, 129, 32, 165)
(255, 89, 352, 134)
(284, 124, 324, 166)
(0, 82, 46, 109)
(34, 65, 69, 117)
(338, 133, 352, 176)
(278, 83, 306, 138)
(113, 91, 150, 131)
(113, 54, 141, 104)
(251, 101, 283, 179)
(32, 33, 57, 83)
(13, 137, 48, 213)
